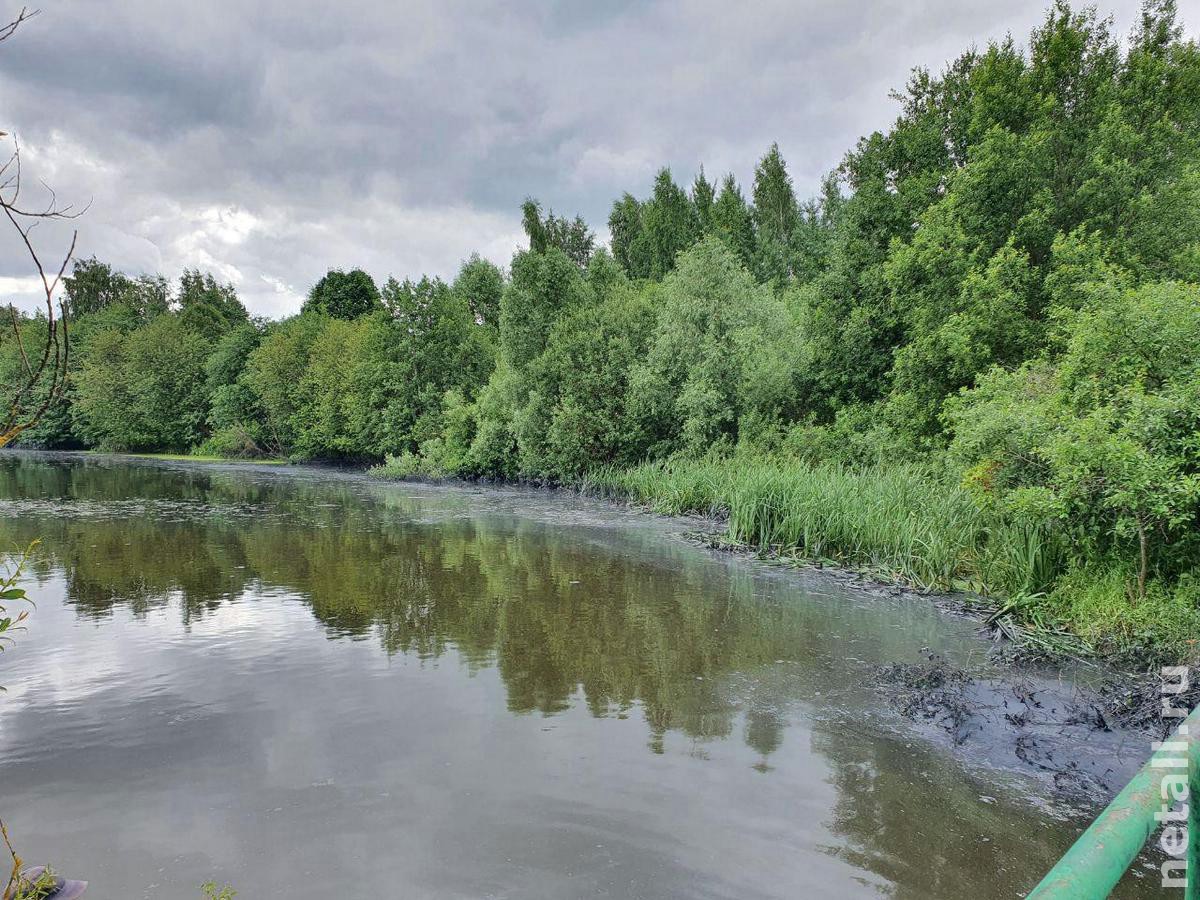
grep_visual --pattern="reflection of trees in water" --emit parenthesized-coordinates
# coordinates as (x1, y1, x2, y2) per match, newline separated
(0, 456, 813, 757)
(3, 457, 1125, 898)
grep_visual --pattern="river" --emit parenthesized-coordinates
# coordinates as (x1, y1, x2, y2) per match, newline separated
(0, 453, 1163, 898)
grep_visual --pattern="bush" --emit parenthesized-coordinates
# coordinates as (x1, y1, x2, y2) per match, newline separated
(369, 451, 426, 480)
(194, 426, 269, 459)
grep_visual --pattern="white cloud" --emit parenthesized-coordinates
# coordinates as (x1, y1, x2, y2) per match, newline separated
(0, 0, 1192, 317)
(0, 274, 49, 311)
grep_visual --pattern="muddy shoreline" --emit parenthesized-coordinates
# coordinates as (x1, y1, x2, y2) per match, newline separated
(673, 518, 1196, 805)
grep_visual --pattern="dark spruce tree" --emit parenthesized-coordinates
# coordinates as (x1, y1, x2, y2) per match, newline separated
(691, 167, 715, 233)
(751, 144, 799, 283)
(710, 174, 756, 271)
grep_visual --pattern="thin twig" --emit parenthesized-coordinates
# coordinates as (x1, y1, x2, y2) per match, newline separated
(7, 306, 31, 377)
(0, 8, 76, 449)
(1, 818, 23, 900)
(0, 7, 36, 45)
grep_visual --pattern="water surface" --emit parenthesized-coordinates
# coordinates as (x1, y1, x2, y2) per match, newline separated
(0, 454, 1160, 898)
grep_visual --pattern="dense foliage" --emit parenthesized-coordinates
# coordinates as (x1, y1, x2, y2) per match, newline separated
(5, 0, 1199, 661)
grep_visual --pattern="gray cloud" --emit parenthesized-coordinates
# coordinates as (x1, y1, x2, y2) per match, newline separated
(0, 0, 1191, 317)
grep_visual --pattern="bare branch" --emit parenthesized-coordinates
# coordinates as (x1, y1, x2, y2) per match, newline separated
(7, 306, 32, 377)
(0, 7, 76, 449)
(0, 7, 36, 45)
(0, 138, 88, 222)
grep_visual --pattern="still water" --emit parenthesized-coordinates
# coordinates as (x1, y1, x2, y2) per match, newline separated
(0, 454, 1160, 898)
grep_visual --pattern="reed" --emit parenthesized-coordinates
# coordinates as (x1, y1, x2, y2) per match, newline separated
(584, 455, 1055, 594)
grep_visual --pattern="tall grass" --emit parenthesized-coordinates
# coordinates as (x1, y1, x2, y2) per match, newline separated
(584, 458, 735, 517)
(725, 461, 985, 590)
(584, 455, 1058, 594)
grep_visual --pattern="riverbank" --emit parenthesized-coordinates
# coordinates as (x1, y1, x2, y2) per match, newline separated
(98, 451, 290, 465)
(371, 453, 1200, 672)
(583, 458, 1200, 671)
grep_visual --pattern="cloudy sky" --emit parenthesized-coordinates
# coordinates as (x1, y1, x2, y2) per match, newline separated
(0, 0, 1195, 318)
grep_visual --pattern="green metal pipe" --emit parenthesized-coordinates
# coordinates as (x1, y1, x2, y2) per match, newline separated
(1027, 701, 1200, 899)
(1189, 752, 1198, 900)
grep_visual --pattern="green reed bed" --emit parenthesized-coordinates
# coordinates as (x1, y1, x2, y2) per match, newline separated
(583, 458, 736, 519)
(721, 461, 987, 591)
(583, 455, 1200, 665)
(589, 457, 1006, 592)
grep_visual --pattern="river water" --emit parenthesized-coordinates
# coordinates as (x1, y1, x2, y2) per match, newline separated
(0, 454, 1164, 898)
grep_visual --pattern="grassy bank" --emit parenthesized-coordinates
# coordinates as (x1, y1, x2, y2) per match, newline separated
(577, 456, 1200, 668)
(105, 452, 289, 465)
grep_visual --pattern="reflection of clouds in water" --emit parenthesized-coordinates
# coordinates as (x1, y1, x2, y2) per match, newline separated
(0, 452, 975, 755)
(0, 587, 320, 753)
(0, 452, 1165, 899)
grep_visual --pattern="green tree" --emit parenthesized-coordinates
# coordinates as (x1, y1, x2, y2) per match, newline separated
(348, 276, 494, 456)
(584, 247, 627, 302)
(62, 257, 127, 318)
(452, 254, 505, 328)
(691, 167, 715, 233)
(790, 174, 841, 284)
(204, 323, 268, 456)
(302, 268, 381, 320)
(73, 314, 210, 451)
(177, 270, 249, 339)
(520, 284, 657, 478)
(462, 360, 523, 479)
(63, 258, 169, 321)
(751, 144, 799, 283)
(293, 316, 379, 458)
(608, 192, 651, 278)
(627, 237, 801, 456)
(521, 200, 594, 268)
(947, 281, 1200, 595)
(710, 174, 756, 270)
(641, 168, 699, 279)
(499, 248, 593, 370)
(243, 314, 328, 454)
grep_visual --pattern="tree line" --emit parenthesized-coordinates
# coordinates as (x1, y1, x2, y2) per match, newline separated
(5, 0, 1199, 658)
